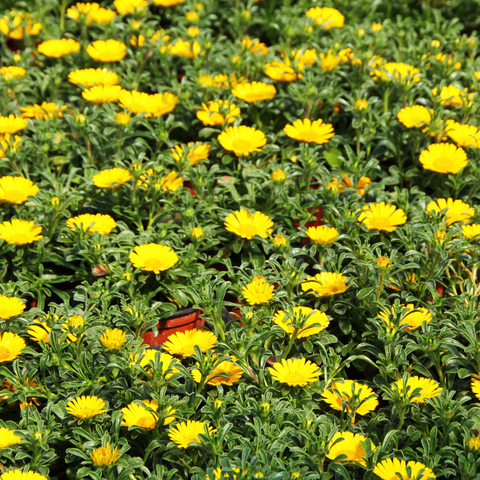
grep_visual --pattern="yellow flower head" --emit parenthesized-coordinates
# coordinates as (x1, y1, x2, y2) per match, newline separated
(0, 471, 47, 480)
(0, 219, 42, 245)
(264, 60, 300, 82)
(135, 349, 179, 378)
(67, 2, 101, 23)
(21, 102, 67, 120)
(67, 214, 117, 235)
(322, 379, 378, 415)
(472, 378, 480, 401)
(37, 39, 81, 58)
(426, 198, 474, 226)
(159, 171, 184, 192)
(319, 53, 342, 71)
(163, 328, 217, 357)
(224, 209, 273, 239)
(462, 224, 480, 240)
(397, 106, 432, 128)
(168, 420, 213, 448)
(306, 7, 344, 29)
(358, 202, 407, 232)
(100, 328, 126, 350)
(118, 90, 178, 117)
(66, 396, 107, 419)
(0, 295, 25, 320)
(87, 40, 127, 62)
(121, 400, 158, 430)
(468, 437, 480, 450)
(231, 81, 276, 103)
(373, 458, 436, 480)
(0, 176, 38, 205)
(196, 100, 240, 126)
(82, 85, 122, 103)
(218, 126, 266, 157)
(90, 443, 122, 467)
(445, 120, 480, 148)
(419, 143, 467, 174)
(301, 272, 349, 297)
(391, 376, 443, 403)
(191, 226, 204, 238)
(114, 0, 148, 14)
(306, 226, 339, 245)
(273, 234, 287, 247)
(327, 431, 376, 467)
(284, 118, 334, 144)
(93, 168, 132, 188)
(168, 39, 201, 58)
(271, 169, 286, 182)
(68, 68, 119, 87)
(0, 134, 21, 159)
(89, 7, 116, 24)
(129, 243, 179, 273)
(293, 48, 318, 67)
(187, 26, 200, 38)
(269, 358, 321, 387)
(115, 112, 131, 125)
(171, 143, 210, 166)
(371, 23, 383, 31)
(355, 99, 369, 111)
(152, 0, 184, 6)
(191, 357, 243, 385)
(0, 332, 25, 362)
(241, 37, 269, 55)
(242, 277, 274, 305)
(273, 306, 329, 338)
(433, 85, 471, 106)
(378, 304, 432, 332)
(374, 62, 420, 83)
(0, 66, 26, 81)
(0, 427, 21, 449)
(28, 321, 51, 344)
(0, 115, 28, 134)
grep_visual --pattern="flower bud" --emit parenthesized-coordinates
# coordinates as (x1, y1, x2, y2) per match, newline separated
(13, 54, 22, 63)
(75, 113, 86, 125)
(273, 234, 287, 247)
(186, 11, 199, 23)
(430, 39, 440, 48)
(377, 256, 391, 268)
(191, 226, 204, 238)
(355, 99, 368, 111)
(115, 112, 131, 126)
(213, 399, 223, 410)
(187, 26, 200, 38)
(51, 197, 60, 206)
(356, 28, 365, 37)
(241, 10, 251, 20)
(260, 402, 270, 416)
(371, 23, 383, 32)
(468, 437, 480, 450)
(131, 20, 141, 30)
(195, 2, 204, 11)
(271, 169, 286, 182)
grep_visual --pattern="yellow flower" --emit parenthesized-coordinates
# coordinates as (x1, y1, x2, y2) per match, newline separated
(472, 378, 480, 401)
(271, 169, 286, 182)
(163, 328, 217, 357)
(293, 48, 317, 66)
(152, 0, 184, 6)
(187, 26, 200, 38)
(21, 102, 67, 120)
(82, 85, 122, 103)
(231, 81, 276, 103)
(89, 7, 116, 24)
(391, 376, 443, 403)
(93, 168, 132, 188)
(191, 227, 204, 238)
(0, 115, 28, 134)
(197, 100, 241, 127)
(371, 22, 383, 31)
(0, 134, 21, 158)
(284, 118, 334, 144)
(419, 143, 467, 174)
(28, 322, 51, 344)
(468, 438, 480, 450)
(445, 120, 480, 148)
(100, 328, 126, 350)
(171, 143, 210, 165)
(129, 243, 179, 273)
(377, 256, 391, 268)
(114, 0, 148, 14)
(358, 202, 407, 232)
(306, 226, 338, 245)
(115, 112, 131, 125)
(159, 171, 184, 192)
(37, 39, 81, 58)
(0, 176, 38, 204)
(66, 396, 107, 419)
(168, 39, 201, 58)
(0, 219, 42, 245)
(268, 358, 320, 387)
(224, 209, 273, 239)
(355, 99, 369, 111)
(130, 35, 145, 47)
(306, 7, 344, 29)
(264, 60, 300, 82)
(0, 471, 47, 480)
(68, 315, 84, 329)
(301, 272, 349, 297)
(426, 198, 474, 226)
(90, 443, 122, 467)
(374, 458, 436, 480)
(191, 357, 243, 385)
(68, 68, 119, 87)
(319, 53, 342, 71)
(374, 62, 420, 82)
(0, 66, 26, 81)
(121, 400, 159, 430)
(397, 106, 432, 128)
(378, 304, 432, 332)
(0, 295, 25, 320)
(432, 85, 471, 106)
(327, 431, 375, 467)
(186, 11, 199, 22)
(168, 420, 213, 448)
(0, 332, 25, 362)
(218, 126, 266, 157)
(118, 90, 178, 117)
(462, 224, 480, 240)
(273, 234, 287, 247)
(273, 306, 329, 338)
(67, 2, 99, 22)
(0, 427, 21, 448)
(242, 277, 274, 305)
(67, 214, 116, 235)
(87, 40, 127, 62)
(241, 37, 269, 55)
(135, 349, 179, 378)
(321, 379, 378, 415)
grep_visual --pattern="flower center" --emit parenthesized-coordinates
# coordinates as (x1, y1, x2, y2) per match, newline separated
(433, 156, 451, 172)
(182, 433, 200, 446)
(8, 233, 30, 244)
(137, 416, 156, 429)
(368, 216, 389, 229)
(285, 373, 305, 385)
(0, 346, 11, 360)
(232, 138, 253, 152)
(144, 257, 165, 271)
(239, 224, 261, 237)
(298, 130, 319, 142)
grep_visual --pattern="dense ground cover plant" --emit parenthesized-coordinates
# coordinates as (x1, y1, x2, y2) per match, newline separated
(2, 0, 480, 478)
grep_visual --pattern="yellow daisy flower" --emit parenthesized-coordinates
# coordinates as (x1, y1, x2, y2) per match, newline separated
(472, 378, 480, 401)
(191, 227, 204, 238)
(93, 167, 132, 188)
(114, 0, 148, 14)
(224, 209, 274, 239)
(218, 126, 266, 156)
(171, 143, 210, 165)
(66, 213, 117, 235)
(468, 437, 480, 450)
(432, 85, 470, 106)
(391, 376, 443, 403)
(374, 62, 420, 83)
(88, 8, 116, 24)
(319, 52, 342, 71)
(241, 37, 269, 55)
(0, 295, 25, 320)
(273, 234, 287, 247)
(82, 85, 122, 103)
(445, 120, 480, 148)
(378, 304, 432, 332)
(167, 39, 201, 58)
(135, 349, 179, 378)
(321, 379, 378, 416)
(0, 134, 21, 159)
(121, 400, 158, 430)
(66, 396, 107, 419)
(357, 202, 407, 232)
(168, 420, 213, 448)
(129, 243, 178, 273)
(306, 226, 339, 245)
(152, 0, 184, 5)
(373, 458, 436, 480)
(306, 6, 344, 29)
(159, 171, 184, 192)
(37, 39, 81, 58)
(118, 90, 178, 117)
(21, 102, 67, 120)
(462, 224, 480, 240)
(28, 321, 51, 344)
(0, 66, 26, 80)
(0, 219, 42, 245)
(90, 443, 122, 467)
(271, 169, 286, 181)
(68, 68, 119, 87)
(191, 357, 243, 385)
(419, 143, 467, 174)
(115, 112, 131, 125)
(0, 115, 28, 134)
(0, 176, 38, 204)
(268, 358, 321, 387)
(327, 431, 375, 467)
(397, 106, 432, 128)
(196, 100, 240, 126)
(273, 306, 329, 338)
(264, 60, 300, 82)
(242, 276, 274, 305)
(100, 328, 126, 350)
(87, 40, 127, 62)
(284, 118, 334, 144)
(426, 198, 474, 226)
(67, 2, 100, 22)
(0, 427, 21, 449)
(163, 328, 217, 357)
(231, 81, 276, 103)
(301, 272, 349, 297)
(0, 471, 47, 480)
(0, 332, 27, 361)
